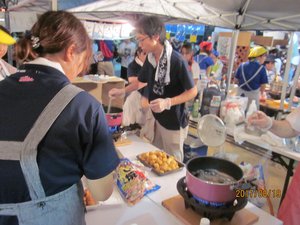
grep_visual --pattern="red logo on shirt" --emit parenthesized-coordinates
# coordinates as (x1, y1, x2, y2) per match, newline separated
(19, 76, 34, 82)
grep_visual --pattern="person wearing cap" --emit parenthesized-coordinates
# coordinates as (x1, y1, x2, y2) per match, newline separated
(210, 49, 224, 81)
(0, 25, 17, 81)
(269, 48, 282, 76)
(194, 41, 214, 79)
(234, 46, 268, 109)
(264, 54, 278, 83)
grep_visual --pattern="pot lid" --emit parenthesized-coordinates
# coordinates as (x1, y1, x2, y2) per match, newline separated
(197, 114, 226, 147)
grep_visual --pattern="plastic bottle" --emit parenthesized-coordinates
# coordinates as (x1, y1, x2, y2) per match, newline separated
(245, 100, 258, 133)
(192, 99, 200, 118)
(199, 217, 210, 225)
(246, 100, 257, 119)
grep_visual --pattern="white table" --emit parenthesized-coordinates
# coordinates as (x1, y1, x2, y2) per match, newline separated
(86, 135, 283, 225)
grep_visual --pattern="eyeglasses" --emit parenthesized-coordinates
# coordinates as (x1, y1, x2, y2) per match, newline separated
(136, 36, 149, 43)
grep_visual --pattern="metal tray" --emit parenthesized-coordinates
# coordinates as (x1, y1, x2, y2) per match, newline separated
(136, 151, 185, 176)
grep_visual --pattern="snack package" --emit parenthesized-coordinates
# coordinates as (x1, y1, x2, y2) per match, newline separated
(115, 158, 160, 205)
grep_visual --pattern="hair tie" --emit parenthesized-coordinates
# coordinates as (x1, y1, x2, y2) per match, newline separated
(24, 30, 32, 39)
(31, 35, 40, 49)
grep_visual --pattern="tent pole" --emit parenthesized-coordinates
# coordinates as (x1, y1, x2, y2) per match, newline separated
(288, 63, 300, 111)
(4, 11, 13, 66)
(226, 30, 239, 95)
(52, 0, 57, 11)
(278, 32, 294, 118)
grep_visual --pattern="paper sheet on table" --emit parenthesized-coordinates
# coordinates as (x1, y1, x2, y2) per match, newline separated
(233, 125, 262, 144)
(233, 125, 285, 148)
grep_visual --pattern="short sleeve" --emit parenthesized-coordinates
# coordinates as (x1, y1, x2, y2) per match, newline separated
(260, 67, 269, 84)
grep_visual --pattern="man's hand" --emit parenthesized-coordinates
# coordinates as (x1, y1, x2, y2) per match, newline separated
(108, 88, 125, 99)
(149, 98, 171, 113)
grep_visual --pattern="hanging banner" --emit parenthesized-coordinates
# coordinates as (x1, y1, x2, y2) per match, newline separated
(190, 35, 197, 43)
(166, 32, 171, 40)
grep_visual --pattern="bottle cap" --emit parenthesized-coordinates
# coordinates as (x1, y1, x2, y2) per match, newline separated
(200, 217, 210, 225)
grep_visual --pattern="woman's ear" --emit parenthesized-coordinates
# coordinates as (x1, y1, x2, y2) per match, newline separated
(64, 44, 76, 62)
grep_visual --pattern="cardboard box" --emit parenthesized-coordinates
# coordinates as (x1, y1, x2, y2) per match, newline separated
(218, 32, 252, 46)
(72, 76, 125, 109)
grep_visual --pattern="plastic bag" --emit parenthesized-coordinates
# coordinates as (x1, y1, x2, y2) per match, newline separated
(220, 96, 248, 127)
(115, 158, 160, 205)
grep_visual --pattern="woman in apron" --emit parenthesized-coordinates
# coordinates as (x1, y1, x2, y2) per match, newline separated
(235, 46, 268, 109)
(0, 11, 120, 225)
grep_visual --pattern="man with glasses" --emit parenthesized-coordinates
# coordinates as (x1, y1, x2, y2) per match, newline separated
(134, 16, 197, 162)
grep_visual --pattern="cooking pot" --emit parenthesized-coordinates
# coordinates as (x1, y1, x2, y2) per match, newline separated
(186, 156, 244, 203)
(103, 106, 123, 127)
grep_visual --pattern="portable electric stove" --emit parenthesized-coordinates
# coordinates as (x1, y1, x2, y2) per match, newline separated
(177, 177, 248, 221)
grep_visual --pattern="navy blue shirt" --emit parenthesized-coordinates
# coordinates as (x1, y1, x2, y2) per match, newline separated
(0, 64, 120, 204)
(138, 51, 194, 130)
(235, 61, 268, 91)
(127, 59, 147, 95)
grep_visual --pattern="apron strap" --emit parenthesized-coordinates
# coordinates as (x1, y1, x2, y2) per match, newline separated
(0, 142, 23, 160)
(21, 84, 83, 200)
(240, 64, 263, 91)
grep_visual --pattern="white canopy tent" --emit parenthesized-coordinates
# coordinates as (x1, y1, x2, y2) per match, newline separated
(4, 0, 300, 112)
(69, 0, 300, 112)
(69, 0, 300, 31)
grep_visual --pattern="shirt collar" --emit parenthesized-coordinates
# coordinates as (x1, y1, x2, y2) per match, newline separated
(27, 57, 65, 75)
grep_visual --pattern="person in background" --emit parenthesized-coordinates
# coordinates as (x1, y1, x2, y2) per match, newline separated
(0, 25, 17, 81)
(210, 49, 224, 81)
(194, 41, 214, 79)
(97, 40, 115, 76)
(263, 54, 277, 83)
(234, 46, 268, 109)
(247, 109, 300, 225)
(118, 39, 136, 81)
(180, 42, 200, 85)
(170, 37, 183, 53)
(0, 11, 120, 225)
(134, 16, 197, 161)
(109, 47, 148, 125)
(269, 47, 282, 76)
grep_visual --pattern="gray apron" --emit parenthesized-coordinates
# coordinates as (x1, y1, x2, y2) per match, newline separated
(237, 64, 263, 109)
(0, 84, 86, 225)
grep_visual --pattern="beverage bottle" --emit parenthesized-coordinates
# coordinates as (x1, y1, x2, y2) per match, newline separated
(192, 99, 200, 118)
